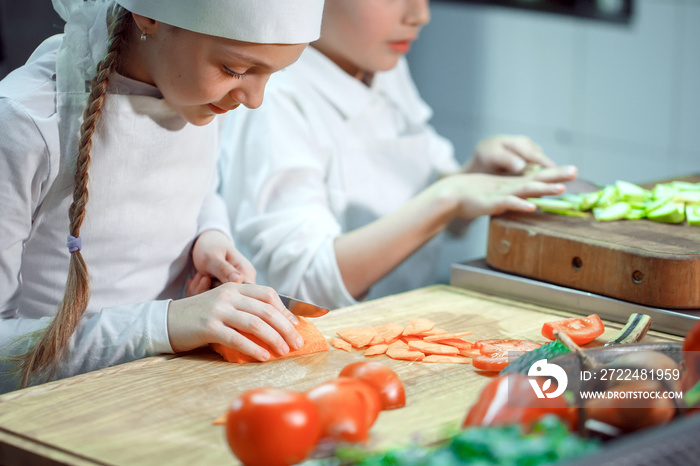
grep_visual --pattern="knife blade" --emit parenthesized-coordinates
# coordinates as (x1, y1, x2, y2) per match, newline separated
(563, 178, 601, 194)
(277, 294, 330, 318)
(210, 279, 330, 318)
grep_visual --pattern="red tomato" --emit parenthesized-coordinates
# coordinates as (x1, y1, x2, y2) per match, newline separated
(472, 340, 541, 372)
(541, 314, 605, 345)
(306, 377, 381, 442)
(338, 361, 406, 410)
(476, 340, 542, 357)
(472, 355, 510, 372)
(226, 387, 321, 466)
(462, 374, 577, 431)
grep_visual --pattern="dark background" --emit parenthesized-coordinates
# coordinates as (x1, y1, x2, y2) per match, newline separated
(447, 0, 632, 23)
(0, 0, 65, 79)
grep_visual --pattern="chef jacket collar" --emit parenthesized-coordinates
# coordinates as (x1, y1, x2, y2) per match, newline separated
(299, 46, 431, 125)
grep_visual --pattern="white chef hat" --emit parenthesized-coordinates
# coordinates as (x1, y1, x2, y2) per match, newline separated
(114, 0, 324, 44)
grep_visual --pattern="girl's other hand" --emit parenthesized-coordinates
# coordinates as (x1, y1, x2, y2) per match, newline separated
(185, 272, 212, 297)
(464, 135, 557, 175)
(167, 282, 303, 360)
(192, 229, 256, 285)
(433, 165, 577, 220)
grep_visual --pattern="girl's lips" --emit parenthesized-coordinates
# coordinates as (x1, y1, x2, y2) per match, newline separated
(209, 103, 230, 114)
(388, 40, 412, 54)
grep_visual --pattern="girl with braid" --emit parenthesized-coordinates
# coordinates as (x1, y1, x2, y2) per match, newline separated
(0, 0, 324, 393)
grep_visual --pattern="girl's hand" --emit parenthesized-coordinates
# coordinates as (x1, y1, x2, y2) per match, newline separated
(464, 135, 557, 175)
(185, 272, 213, 297)
(433, 165, 577, 220)
(167, 282, 303, 360)
(192, 229, 256, 285)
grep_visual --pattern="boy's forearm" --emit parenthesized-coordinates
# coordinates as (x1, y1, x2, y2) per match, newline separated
(334, 184, 457, 299)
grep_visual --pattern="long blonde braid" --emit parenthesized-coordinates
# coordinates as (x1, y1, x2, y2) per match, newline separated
(19, 5, 133, 388)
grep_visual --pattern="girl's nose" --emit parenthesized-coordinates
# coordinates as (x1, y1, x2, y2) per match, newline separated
(405, 0, 430, 27)
(230, 75, 269, 110)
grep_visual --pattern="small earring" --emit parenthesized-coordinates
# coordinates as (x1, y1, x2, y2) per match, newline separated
(140, 30, 147, 42)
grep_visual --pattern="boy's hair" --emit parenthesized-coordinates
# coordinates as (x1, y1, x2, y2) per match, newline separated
(18, 5, 133, 388)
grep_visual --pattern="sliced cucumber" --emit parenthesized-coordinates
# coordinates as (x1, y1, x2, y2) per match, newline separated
(643, 196, 672, 215)
(625, 208, 646, 220)
(647, 201, 685, 224)
(596, 185, 619, 207)
(528, 198, 575, 212)
(593, 202, 631, 221)
(653, 183, 676, 199)
(580, 191, 602, 211)
(615, 180, 650, 203)
(531, 179, 698, 226)
(673, 191, 700, 203)
(670, 180, 700, 191)
(547, 209, 591, 218)
(687, 204, 700, 226)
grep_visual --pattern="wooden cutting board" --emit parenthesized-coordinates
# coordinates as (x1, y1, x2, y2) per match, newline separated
(0, 286, 680, 466)
(486, 176, 700, 310)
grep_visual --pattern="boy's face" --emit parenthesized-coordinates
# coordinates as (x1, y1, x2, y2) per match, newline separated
(313, 0, 430, 80)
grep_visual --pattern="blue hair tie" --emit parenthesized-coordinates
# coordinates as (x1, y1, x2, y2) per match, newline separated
(67, 235, 82, 253)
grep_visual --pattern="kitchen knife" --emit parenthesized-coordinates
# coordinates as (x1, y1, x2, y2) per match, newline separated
(563, 178, 601, 194)
(210, 279, 330, 318)
(277, 293, 330, 318)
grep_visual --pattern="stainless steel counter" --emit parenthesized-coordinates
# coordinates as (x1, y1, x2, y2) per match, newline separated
(450, 259, 700, 337)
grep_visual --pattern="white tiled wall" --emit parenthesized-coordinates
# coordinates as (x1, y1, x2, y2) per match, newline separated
(408, 0, 700, 282)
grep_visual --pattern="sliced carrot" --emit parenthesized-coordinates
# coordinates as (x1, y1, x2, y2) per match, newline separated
(430, 338, 474, 351)
(329, 337, 353, 353)
(458, 348, 482, 358)
(368, 334, 386, 346)
(402, 318, 435, 336)
(337, 326, 379, 348)
(212, 412, 227, 426)
(387, 339, 409, 351)
(364, 344, 389, 357)
(373, 323, 405, 343)
(415, 327, 448, 337)
(422, 355, 472, 364)
(401, 336, 424, 344)
(408, 340, 460, 356)
(423, 332, 473, 343)
(211, 317, 329, 364)
(386, 346, 425, 361)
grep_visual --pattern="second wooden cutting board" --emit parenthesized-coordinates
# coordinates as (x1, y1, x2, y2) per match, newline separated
(486, 207, 700, 309)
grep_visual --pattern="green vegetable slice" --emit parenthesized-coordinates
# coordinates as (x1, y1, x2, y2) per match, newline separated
(529, 179, 699, 226)
(528, 198, 575, 212)
(687, 204, 700, 226)
(593, 202, 631, 221)
(615, 180, 649, 203)
(647, 201, 685, 223)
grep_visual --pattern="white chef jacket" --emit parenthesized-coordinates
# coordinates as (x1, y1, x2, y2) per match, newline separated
(219, 47, 458, 310)
(0, 35, 231, 393)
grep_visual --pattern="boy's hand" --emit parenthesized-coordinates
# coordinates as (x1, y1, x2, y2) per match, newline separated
(191, 230, 256, 286)
(435, 165, 577, 220)
(464, 135, 557, 175)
